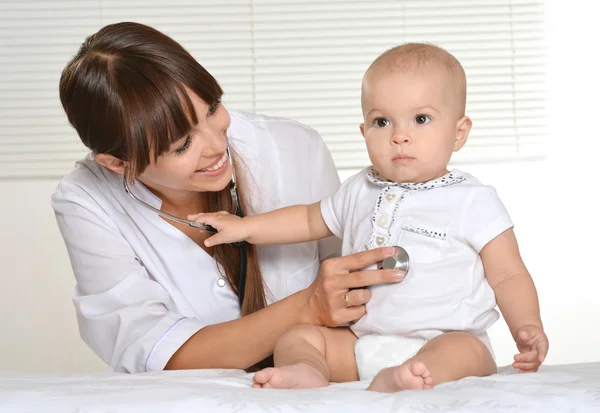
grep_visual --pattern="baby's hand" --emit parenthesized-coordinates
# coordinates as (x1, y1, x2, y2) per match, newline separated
(513, 324, 549, 373)
(187, 211, 249, 247)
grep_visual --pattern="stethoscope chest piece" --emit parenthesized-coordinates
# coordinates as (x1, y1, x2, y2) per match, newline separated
(378, 246, 410, 280)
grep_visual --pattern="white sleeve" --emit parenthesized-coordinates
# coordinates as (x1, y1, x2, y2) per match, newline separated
(307, 130, 343, 262)
(462, 185, 514, 252)
(52, 182, 204, 373)
(320, 171, 363, 240)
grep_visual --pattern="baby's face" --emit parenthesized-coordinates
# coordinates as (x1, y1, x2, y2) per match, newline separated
(360, 66, 469, 183)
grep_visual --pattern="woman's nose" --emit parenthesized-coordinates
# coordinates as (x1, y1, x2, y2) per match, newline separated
(201, 127, 227, 156)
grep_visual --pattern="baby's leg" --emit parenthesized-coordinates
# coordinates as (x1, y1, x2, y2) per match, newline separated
(253, 324, 358, 389)
(368, 332, 496, 393)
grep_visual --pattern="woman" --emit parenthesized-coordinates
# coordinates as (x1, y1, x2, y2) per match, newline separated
(53, 22, 400, 374)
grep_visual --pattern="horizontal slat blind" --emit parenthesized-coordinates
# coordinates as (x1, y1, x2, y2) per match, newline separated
(252, 0, 547, 168)
(0, 0, 254, 178)
(0, 0, 546, 178)
(0, 1, 100, 178)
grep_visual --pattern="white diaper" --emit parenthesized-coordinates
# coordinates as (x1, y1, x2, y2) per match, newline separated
(355, 335, 426, 381)
(354, 333, 495, 381)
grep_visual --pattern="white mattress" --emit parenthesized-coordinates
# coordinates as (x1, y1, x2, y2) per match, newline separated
(1, 363, 599, 412)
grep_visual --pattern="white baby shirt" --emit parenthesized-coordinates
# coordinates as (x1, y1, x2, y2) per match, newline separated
(321, 167, 513, 340)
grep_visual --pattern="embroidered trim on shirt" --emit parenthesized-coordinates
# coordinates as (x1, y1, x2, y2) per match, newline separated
(367, 186, 407, 249)
(366, 166, 466, 190)
(365, 167, 464, 250)
(402, 223, 447, 240)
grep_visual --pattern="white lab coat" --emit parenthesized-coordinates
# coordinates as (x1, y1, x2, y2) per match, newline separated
(52, 111, 341, 373)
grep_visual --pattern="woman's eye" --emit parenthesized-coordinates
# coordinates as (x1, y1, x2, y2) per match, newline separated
(415, 114, 431, 125)
(175, 135, 192, 155)
(208, 99, 221, 116)
(374, 117, 389, 128)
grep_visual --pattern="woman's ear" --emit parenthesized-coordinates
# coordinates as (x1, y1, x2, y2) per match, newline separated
(95, 153, 127, 175)
(359, 123, 365, 138)
(454, 116, 473, 152)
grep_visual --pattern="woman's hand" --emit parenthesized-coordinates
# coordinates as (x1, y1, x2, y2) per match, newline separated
(303, 247, 406, 327)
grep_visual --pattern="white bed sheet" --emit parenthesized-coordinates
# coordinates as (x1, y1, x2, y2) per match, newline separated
(1, 363, 599, 413)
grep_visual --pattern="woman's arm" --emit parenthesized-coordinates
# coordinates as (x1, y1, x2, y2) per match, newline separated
(165, 287, 309, 369)
(54, 179, 402, 372)
(166, 246, 403, 370)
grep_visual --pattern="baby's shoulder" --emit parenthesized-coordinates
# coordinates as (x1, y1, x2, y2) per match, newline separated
(444, 171, 506, 219)
(445, 170, 498, 196)
(413, 170, 502, 216)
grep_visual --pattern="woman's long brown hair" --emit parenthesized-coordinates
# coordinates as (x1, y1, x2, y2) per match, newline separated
(208, 152, 267, 317)
(59, 22, 269, 369)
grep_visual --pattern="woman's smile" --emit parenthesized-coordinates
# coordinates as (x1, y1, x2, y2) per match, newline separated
(196, 152, 229, 177)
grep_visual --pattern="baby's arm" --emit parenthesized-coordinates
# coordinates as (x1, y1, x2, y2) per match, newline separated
(480, 228, 549, 372)
(188, 202, 333, 247)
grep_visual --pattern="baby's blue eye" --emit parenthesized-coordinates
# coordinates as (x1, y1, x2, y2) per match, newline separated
(415, 114, 431, 125)
(374, 118, 390, 128)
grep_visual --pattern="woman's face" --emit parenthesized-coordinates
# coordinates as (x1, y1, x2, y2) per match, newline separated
(138, 90, 233, 198)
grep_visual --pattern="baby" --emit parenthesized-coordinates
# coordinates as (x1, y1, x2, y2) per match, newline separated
(190, 43, 549, 392)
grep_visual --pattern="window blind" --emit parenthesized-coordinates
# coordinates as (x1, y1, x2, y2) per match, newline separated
(0, 0, 546, 178)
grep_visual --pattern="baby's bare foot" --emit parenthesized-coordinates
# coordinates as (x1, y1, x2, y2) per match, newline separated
(252, 363, 329, 389)
(367, 360, 433, 393)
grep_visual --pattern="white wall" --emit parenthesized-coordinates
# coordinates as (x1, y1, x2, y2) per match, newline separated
(0, 180, 106, 372)
(474, 0, 600, 365)
(0, 0, 598, 373)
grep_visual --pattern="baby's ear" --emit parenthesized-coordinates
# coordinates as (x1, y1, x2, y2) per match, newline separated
(454, 116, 472, 152)
(359, 123, 365, 138)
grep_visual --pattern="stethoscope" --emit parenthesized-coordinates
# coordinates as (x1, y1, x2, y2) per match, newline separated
(123, 142, 248, 308)
(379, 246, 410, 276)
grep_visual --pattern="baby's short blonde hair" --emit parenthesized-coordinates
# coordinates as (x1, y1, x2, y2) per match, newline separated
(362, 43, 467, 116)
